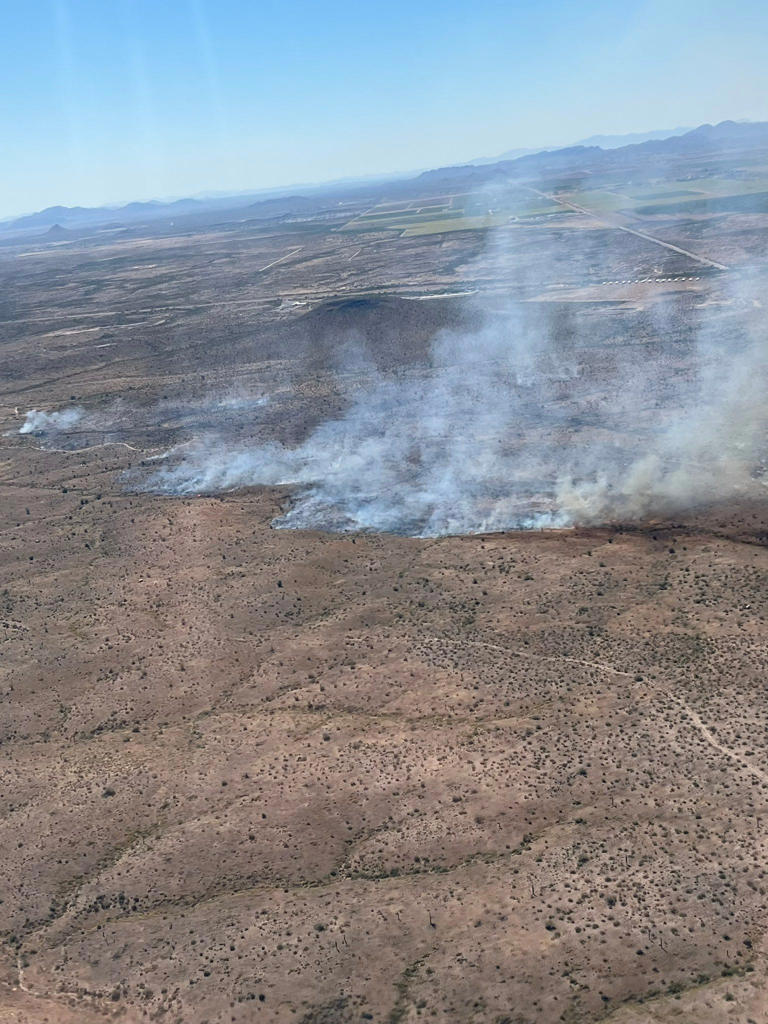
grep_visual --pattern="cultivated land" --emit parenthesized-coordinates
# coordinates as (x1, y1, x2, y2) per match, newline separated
(1, 133, 768, 1023)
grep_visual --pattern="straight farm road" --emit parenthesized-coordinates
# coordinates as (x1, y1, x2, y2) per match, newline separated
(525, 186, 729, 271)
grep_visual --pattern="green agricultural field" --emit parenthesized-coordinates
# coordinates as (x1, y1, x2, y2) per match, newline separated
(356, 205, 452, 220)
(635, 190, 768, 216)
(666, 175, 768, 195)
(633, 189, 705, 201)
(341, 209, 461, 232)
(401, 212, 513, 236)
(342, 190, 568, 235)
(461, 193, 560, 217)
(559, 189, 639, 213)
(341, 196, 463, 231)
(562, 173, 768, 217)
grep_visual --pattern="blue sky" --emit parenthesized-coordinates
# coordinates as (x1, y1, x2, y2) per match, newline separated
(2, 0, 768, 217)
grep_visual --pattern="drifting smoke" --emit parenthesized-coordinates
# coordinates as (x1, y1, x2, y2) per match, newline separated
(15, 393, 270, 448)
(555, 321, 768, 524)
(20, 195, 767, 535)
(142, 277, 767, 535)
(18, 407, 85, 435)
(144, 300, 568, 534)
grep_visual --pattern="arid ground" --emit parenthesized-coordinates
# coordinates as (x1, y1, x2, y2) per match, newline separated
(1, 152, 768, 1023)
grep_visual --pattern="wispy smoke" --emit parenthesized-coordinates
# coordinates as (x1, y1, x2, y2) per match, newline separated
(15, 392, 270, 447)
(141, 295, 572, 534)
(18, 407, 85, 434)
(19, 191, 767, 535)
(143, 274, 767, 535)
(555, 313, 768, 523)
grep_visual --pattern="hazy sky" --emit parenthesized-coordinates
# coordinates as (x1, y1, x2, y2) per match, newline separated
(2, 0, 767, 217)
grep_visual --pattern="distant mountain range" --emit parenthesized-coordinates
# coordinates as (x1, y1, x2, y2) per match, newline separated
(4, 120, 767, 238)
(9, 197, 206, 231)
(469, 126, 694, 165)
(574, 126, 693, 149)
(2, 192, 341, 236)
(415, 120, 768, 190)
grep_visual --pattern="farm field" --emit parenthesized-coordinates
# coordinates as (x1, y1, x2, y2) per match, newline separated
(342, 190, 564, 235)
(336, 160, 768, 242)
(560, 167, 768, 219)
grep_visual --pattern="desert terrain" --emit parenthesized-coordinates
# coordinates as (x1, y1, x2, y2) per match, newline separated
(1, 128, 768, 1023)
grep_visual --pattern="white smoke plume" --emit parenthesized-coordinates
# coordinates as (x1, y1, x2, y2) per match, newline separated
(557, 272, 768, 524)
(555, 325, 768, 524)
(143, 273, 767, 536)
(142, 297, 567, 534)
(18, 407, 85, 434)
(15, 391, 270, 446)
(23, 177, 765, 536)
